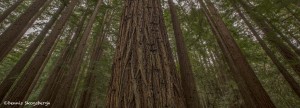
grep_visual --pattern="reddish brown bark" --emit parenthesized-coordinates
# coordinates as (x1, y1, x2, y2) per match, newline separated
(105, 0, 186, 107)
(167, 0, 201, 107)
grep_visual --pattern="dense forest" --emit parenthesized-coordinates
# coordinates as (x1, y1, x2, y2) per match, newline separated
(0, 0, 299, 107)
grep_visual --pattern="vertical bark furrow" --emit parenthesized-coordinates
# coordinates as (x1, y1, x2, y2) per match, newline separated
(105, 0, 186, 107)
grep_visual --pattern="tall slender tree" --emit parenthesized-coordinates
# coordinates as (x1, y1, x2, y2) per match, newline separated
(232, 2, 300, 97)
(0, 0, 52, 62)
(199, 0, 275, 107)
(35, 13, 88, 108)
(0, 0, 25, 23)
(237, 0, 300, 77)
(0, 4, 65, 102)
(0, 0, 79, 105)
(51, 1, 102, 107)
(167, 0, 201, 107)
(77, 3, 113, 108)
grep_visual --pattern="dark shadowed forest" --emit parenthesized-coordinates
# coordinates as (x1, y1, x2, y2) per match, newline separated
(0, 0, 300, 108)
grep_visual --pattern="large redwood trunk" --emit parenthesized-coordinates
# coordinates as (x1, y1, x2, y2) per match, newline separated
(0, 0, 78, 106)
(0, 0, 52, 62)
(0, 5, 64, 102)
(167, 0, 201, 107)
(199, 0, 275, 107)
(0, 0, 25, 23)
(105, 0, 186, 107)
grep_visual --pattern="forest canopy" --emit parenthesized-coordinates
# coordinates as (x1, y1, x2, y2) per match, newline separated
(0, 0, 300, 108)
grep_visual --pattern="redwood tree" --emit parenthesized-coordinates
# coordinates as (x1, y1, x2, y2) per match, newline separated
(0, 0, 25, 23)
(232, 2, 300, 97)
(167, 0, 201, 107)
(105, 0, 186, 107)
(0, 0, 52, 62)
(0, 4, 65, 102)
(198, 0, 275, 107)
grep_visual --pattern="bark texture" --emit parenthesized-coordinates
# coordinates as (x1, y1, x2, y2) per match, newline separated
(105, 0, 186, 107)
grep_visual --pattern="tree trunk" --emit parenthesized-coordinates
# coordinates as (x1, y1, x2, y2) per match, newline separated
(21, 25, 68, 104)
(0, 0, 52, 63)
(0, 0, 25, 23)
(285, 6, 300, 22)
(237, 0, 300, 77)
(0, 0, 78, 106)
(233, 3, 300, 97)
(0, 5, 64, 102)
(199, 0, 275, 107)
(0, 0, 52, 62)
(77, 4, 114, 108)
(105, 0, 186, 107)
(265, 19, 300, 56)
(34, 12, 87, 108)
(51, 1, 102, 107)
(167, 0, 201, 107)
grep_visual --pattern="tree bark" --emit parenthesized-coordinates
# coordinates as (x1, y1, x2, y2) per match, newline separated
(167, 0, 201, 107)
(233, 2, 300, 97)
(199, 0, 275, 107)
(0, 5, 64, 102)
(0, 0, 52, 62)
(0, 0, 25, 23)
(0, 0, 78, 106)
(105, 0, 186, 107)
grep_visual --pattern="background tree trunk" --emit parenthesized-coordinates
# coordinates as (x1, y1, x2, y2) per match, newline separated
(0, 0, 52, 62)
(0, 0, 78, 105)
(233, 2, 300, 97)
(167, 0, 201, 107)
(0, 0, 25, 23)
(199, 0, 275, 107)
(0, 5, 64, 102)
